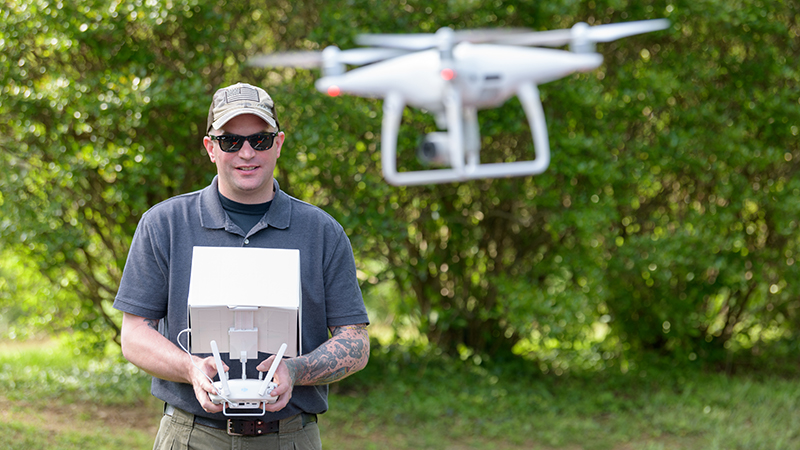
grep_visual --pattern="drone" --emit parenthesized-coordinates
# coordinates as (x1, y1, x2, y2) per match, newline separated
(250, 19, 670, 185)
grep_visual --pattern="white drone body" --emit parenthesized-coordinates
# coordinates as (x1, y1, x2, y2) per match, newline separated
(250, 19, 669, 185)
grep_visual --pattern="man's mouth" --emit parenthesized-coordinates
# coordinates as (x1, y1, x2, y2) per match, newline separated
(237, 166, 258, 172)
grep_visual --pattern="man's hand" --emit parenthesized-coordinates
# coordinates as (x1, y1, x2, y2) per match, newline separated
(257, 355, 293, 412)
(190, 355, 228, 414)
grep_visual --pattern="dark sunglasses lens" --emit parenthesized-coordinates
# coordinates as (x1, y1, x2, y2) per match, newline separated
(249, 133, 274, 150)
(216, 136, 243, 152)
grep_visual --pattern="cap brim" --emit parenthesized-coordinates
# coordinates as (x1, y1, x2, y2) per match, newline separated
(211, 109, 277, 131)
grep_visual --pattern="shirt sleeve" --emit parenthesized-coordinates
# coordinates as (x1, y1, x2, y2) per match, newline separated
(323, 230, 370, 328)
(113, 211, 170, 319)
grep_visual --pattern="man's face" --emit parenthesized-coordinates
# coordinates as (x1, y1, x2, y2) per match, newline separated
(204, 114, 285, 204)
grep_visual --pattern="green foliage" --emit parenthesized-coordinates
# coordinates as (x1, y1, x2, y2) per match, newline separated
(598, 0, 800, 362)
(2, 0, 799, 367)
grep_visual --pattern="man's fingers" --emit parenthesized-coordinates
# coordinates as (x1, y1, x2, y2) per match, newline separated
(256, 355, 275, 372)
(264, 389, 291, 412)
(193, 383, 223, 413)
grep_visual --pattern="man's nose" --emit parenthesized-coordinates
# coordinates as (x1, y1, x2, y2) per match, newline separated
(238, 141, 257, 158)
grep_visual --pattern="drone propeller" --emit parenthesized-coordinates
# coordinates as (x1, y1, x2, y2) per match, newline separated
(355, 27, 527, 51)
(248, 46, 408, 75)
(249, 51, 327, 69)
(496, 19, 670, 52)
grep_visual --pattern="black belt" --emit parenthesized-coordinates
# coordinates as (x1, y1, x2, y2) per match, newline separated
(165, 404, 317, 437)
(224, 417, 278, 436)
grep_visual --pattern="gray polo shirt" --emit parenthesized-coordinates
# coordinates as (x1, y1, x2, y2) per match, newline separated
(113, 176, 369, 420)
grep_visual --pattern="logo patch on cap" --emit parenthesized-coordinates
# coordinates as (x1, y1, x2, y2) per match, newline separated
(224, 86, 260, 104)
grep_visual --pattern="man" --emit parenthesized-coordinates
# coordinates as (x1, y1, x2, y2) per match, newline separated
(113, 82, 370, 449)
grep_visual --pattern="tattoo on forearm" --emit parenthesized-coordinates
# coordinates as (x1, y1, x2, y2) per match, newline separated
(286, 324, 368, 386)
(332, 324, 367, 337)
(144, 318, 159, 330)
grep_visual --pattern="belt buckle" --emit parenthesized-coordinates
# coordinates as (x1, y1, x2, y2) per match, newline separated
(227, 419, 255, 436)
(227, 419, 242, 436)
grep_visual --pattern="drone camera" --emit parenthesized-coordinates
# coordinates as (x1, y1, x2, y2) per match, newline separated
(417, 132, 452, 167)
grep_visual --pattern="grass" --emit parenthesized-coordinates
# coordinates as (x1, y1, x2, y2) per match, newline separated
(326, 349, 800, 450)
(1, 339, 799, 449)
(0, 340, 158, 450)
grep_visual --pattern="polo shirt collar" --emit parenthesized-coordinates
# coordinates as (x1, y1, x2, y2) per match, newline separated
(199, 176, 291, 232)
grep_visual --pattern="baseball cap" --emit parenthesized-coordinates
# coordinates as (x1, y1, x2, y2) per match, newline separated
(206, 82, 279, 132)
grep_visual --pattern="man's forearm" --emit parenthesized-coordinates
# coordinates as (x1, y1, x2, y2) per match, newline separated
(120, 312, 197, 384)
(284, 324, 369, 386)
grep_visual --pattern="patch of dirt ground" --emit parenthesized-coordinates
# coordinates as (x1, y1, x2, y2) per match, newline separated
(1, 395, 163, 437)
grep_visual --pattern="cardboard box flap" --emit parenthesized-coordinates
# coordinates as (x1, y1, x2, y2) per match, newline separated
(188, 247, 300, 308)
(187, 246, 302, 357)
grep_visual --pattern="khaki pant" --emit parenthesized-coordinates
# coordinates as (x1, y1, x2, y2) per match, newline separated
(154, 406, 322, 450)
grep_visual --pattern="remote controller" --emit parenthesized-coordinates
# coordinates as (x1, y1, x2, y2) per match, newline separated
(207, 341, 287, 415)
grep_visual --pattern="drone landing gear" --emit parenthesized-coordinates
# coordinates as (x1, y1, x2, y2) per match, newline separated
(382, 82, 550, 185)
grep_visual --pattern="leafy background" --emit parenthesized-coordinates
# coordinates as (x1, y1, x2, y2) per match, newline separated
(1, 0, 799, 375)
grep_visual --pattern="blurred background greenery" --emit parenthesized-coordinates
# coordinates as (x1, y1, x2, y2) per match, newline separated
(1, 0, 799, 448)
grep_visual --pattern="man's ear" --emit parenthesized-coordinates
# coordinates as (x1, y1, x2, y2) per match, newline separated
(274, 132, 286, 159)
(203, 135, 216, 163)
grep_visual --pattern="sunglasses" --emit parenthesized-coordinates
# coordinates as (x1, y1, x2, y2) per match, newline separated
(208, 132, 279, 152)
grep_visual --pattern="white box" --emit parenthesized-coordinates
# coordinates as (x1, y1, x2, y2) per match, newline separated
(187, 246, 302, 357)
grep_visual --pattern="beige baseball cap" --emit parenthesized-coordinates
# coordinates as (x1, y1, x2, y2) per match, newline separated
(206, 82, 279, 132)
